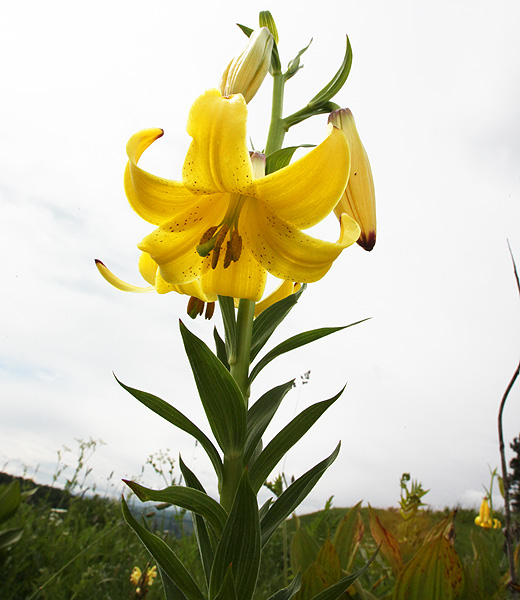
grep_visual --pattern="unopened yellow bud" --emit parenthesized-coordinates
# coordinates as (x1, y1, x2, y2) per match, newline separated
(328, 108, 376, 251)
(219, 27, 273, 103)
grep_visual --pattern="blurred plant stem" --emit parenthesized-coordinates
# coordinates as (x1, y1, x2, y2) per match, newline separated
(498, 240, 520, 596)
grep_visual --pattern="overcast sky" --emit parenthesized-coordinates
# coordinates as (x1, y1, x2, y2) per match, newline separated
(1, 0, 520, 513)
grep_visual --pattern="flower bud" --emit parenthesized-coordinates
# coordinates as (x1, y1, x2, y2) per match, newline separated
(219, 27, 273, 103)
(328, 108, 376, 251)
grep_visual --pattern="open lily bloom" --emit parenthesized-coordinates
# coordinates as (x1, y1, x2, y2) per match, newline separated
(474, 498, 501, 529)
(126, 89, 360, 302)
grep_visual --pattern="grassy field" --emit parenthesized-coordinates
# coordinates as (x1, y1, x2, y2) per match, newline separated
(0, 471, 512, 600)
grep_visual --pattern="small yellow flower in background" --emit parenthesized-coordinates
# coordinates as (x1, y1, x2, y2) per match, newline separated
(475, 498, 502, 529)
(130, 565, 157, 596)
(219, 27, 273, 103)
(130, 566, 142, 586)
(126, 89, 360, 303)
(328, 108, 376, 251)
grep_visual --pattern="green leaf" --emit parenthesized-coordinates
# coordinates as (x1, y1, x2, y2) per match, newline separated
(121, 496, 205, 600)
(0, 527, 23, 550)
(249, 321, 368, 384)
(158, 568, 188, 600)
(266, 146, 315, 175)
(267, 572, 302, 600)
(214, 565, 238, 600)
(393, 534, 465, 600)
(180, 321, 246, 458)
(261, 444, 341, 546)
(245, 380, 294, 464)
(209, 473, 261, 600)
(123, 480, 227, 538)
(116, 376, 223, 481)
(179, 457, 215, 586)
(249, 390, 343, 493)
(237, 23, 253, 37)
(368, 505, 403, 575)
(285, 39, 313, 81)
(307, 36, 352, 109)
(213, 327, 229, 370)
(309, 550, 378, 600)
(332, 501, 364, 572)
(291, 525, 321, 574)
(250, 285, 306, 362)
(218, 296, 236, 364)
(0, 481, 21, 524)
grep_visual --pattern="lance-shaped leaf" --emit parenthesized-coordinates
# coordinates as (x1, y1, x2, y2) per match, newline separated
(214, 565, 238, 600)
(180, 321, 246, 458)
(123, 480, 227, 538)
(250, 285, 306, 362)
(249, 322, 368, 384)
(266, 146, 314, 176)
(308, 36, 352, 109)
(179, 457, 215, 586)
(245, 380, 295, 464)
(285, 39, 313, 81)
(121, 496, 205, 600)
(116, 376, 223, 481)
(213, 327, 229, 370)
(291, 525, 321, 575)
(267, 572, 302, 600)
(368, 505, 403, 575)
(0, 481, 21, 524)
(249, 390, 343, 493)
(0, 528, 23, 550)
(393, 532, 465, 600)
(209, 472, 261, 600)
(261, 444, 341, 547)
(158, 567, 188, 600)
(309, 550, 378, 600)
(332, 501, 364, 572)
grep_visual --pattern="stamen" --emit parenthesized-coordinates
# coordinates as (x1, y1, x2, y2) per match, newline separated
(205, 302, 216, 320)
(223, 229, 243, 268)
(211, 225, 229, 269)
(197, 226, 219, 257)
(187, 296, 201, 319)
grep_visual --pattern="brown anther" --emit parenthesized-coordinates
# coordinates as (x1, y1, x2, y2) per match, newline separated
(211, 225, 229, 269)
(187, 296, 201, 319)
(230, 229, 243, 263)
(205, 302, 216, 320)
(199, 226, 218, 246)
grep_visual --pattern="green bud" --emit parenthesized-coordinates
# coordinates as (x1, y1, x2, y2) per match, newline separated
(219, 27, 274, 103)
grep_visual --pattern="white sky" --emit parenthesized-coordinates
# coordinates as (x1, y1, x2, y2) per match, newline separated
(1, 0, 520, 513)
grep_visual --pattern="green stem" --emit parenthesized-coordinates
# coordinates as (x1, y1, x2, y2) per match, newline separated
(221, 299, 255, 511)
(229, 298, 255, 402)
(265, 71, 287, 157)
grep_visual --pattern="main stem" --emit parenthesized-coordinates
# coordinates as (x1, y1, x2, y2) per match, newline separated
(221, 299, 255, 512)
(220, 68, 288, 512)
(265, 71, 287, 157)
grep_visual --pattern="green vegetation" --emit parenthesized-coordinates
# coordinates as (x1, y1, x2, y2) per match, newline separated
(0, 473, 516, 600)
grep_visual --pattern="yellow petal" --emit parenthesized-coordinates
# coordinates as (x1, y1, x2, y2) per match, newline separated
(241, 203, 360, 283)
(138, 252, 158, 285)
(183, 90, 255, 196)
(125, 128, 196, 226)
(95, 259, 155, 293)
(253, 124, 350, 229)
(330, 109, 376, 251)
(254, 280, 299, 317)
(138, 193, 227, 285)
(200, 246, 266, 302)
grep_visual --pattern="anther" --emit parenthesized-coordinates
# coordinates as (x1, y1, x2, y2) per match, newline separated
(197, 226, 219, 257)
(211, 225, 229, 269)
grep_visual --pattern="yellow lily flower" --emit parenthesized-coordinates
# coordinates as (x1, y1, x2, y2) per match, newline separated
(328, 108, 376, 251)
(126, 89, 360, 302)
(475, 498, 502, 529)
